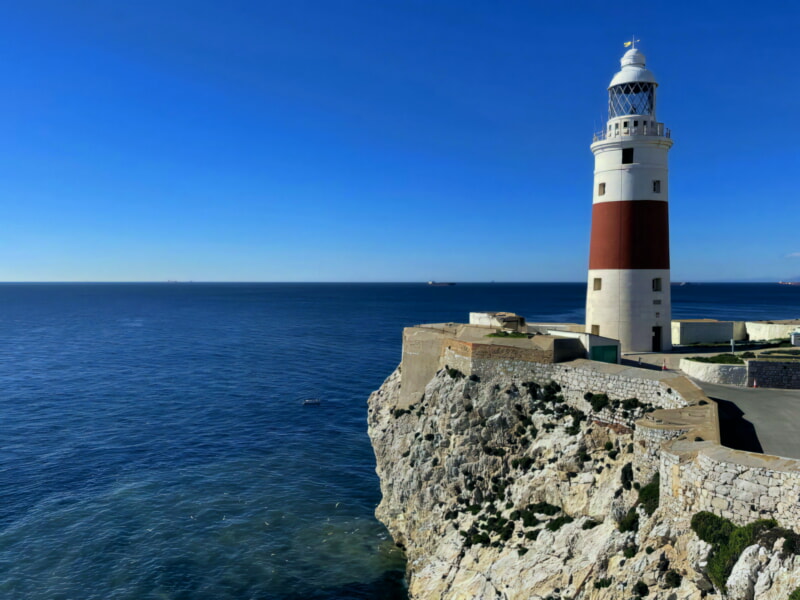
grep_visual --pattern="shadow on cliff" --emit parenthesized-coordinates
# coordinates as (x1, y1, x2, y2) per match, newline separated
(711, 397, 764, 454)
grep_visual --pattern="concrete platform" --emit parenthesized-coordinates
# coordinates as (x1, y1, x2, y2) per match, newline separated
(694, 381, 800, 461)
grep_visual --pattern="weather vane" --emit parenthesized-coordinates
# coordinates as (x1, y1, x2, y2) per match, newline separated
(624, 37, 641, 49)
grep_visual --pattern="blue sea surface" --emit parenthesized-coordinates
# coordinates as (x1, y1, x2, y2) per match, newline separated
(0, 283, 797, 599)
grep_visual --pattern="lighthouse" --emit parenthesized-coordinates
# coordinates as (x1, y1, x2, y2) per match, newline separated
(585, 45, 673, 353)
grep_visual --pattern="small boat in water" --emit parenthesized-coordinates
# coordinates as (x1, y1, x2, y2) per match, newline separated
(428, 281, 455, 286)
(302, 398, 321, 406)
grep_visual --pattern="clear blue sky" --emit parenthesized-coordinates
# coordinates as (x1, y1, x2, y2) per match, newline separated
(1, 0, 798, 282)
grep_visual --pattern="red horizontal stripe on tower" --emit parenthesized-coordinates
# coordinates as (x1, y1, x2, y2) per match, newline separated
(589, 200, 670, 270)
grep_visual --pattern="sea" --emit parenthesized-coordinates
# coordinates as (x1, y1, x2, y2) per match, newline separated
(0, 283, 797, 599)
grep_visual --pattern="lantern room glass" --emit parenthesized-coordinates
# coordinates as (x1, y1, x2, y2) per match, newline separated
(608, 82, 655, 118)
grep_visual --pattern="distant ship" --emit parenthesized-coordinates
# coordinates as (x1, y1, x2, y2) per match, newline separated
(778, 281, 800, 286)
(427, 281, 455, 286)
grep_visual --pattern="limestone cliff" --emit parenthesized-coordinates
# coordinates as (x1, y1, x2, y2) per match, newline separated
(368, 366, 800, 599)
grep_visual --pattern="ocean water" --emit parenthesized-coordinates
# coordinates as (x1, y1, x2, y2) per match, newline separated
(0, 283, 797, 599)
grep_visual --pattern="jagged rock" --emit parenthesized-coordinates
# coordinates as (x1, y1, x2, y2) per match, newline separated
(368, 366, 800, 599)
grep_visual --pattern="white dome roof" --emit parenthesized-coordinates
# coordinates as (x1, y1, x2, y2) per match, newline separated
(609, 48, 657, 87)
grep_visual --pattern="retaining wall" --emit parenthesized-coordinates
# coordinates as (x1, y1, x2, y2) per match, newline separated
(660, 442, 800, 531)
(748, 360, 800, 389)
(679, 357, 747, 386)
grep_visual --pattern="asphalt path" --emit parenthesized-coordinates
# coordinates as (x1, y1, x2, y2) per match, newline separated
(694, 381, 800, 460)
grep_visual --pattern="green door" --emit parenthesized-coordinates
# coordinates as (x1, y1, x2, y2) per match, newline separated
(590, 345, 618, 364)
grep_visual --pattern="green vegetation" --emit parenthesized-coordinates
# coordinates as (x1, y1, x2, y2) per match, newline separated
(529, 502, 560, 515)
(586, 392, 610, 412)
(593, 578, 612, 589)
(690, 512, 779, 591)
(789, 587, 800, 600)
(582, 519, 600, 530)
(633, 580, 649, 597)
(637, 473, 660, 516)
(620, 463, 634, 490)
(687, 354, 744, 364)
(618, 507, 639, 533)
(546, 515, 574, 531)
(665, 570, 682, 588)
(446, 367, 465, 379)
(623, 545, 637, 558)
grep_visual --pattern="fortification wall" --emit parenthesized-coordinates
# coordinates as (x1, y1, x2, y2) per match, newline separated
(660, 443, 800, 531)
(400, 328, 800, 531)
(748, 359, 800, 389)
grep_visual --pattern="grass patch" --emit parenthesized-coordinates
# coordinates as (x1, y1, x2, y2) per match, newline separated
(687, 354, 744, 365)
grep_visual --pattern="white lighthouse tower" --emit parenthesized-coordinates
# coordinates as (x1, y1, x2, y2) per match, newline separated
(585, 45, 674, 353)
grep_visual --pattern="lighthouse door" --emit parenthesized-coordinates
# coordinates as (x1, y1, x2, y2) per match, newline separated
(652, 326, 662, 352)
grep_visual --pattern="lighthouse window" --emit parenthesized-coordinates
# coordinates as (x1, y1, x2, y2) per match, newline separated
(598, 183, 606, 196)
(621, 148, 634, 164)
(653, 180, 661, 193)
(593, 278, 602, 291)
(634, 120, 639, 127)
(652, 278, 662, 292)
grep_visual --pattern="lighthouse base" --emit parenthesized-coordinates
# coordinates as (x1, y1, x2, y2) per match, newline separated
(586, 268, 672, 353)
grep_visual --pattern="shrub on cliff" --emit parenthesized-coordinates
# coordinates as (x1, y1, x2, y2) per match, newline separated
(529, 502, 560, 516)
(789, 587, 800, 600)
(587, 393, 609, 412)
(637, 473, 660, 516)
(618, 507, 639, 533)
(633, 581, 649, 597)
(546, 515, 573, 531)
(665, 570, 682, 588)
(691, 512, 778, 592)
(446, 367, 465, 379)
(620, 463, 634, 490)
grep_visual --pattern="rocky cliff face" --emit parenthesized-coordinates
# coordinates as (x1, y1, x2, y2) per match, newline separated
(368, 366, 800, 599)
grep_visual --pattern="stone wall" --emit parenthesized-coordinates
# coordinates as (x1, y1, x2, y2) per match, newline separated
(467, 357, 691, 411)
(660, 442, 800, 531)
(748, 359, 800, 389)
(679, 357, 747, 386)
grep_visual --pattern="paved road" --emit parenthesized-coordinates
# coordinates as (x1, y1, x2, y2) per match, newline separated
(694, 381, 800, 460)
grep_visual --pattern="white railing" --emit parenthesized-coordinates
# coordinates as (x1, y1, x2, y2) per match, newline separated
(593, 124, 671, 142)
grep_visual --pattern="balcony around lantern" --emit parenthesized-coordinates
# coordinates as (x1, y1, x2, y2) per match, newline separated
(592, 122, 671, 142)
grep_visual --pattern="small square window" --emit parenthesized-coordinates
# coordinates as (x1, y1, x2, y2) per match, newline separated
(656, 312, 660, 318)
(623, 121, 628, 128)
(593, 277, 602, 291)
(591, 325, 600, 336)
(654, 299, 662, 305)
(622, 148, 634, 164)
(634, 120, 639, 127)
(652, 278, 662, 292)
(598, 183, 606, 196)
(614, 122, 619, 130)
(653, 180, 661, 193)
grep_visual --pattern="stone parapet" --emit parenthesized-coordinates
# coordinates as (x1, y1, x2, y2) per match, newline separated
(679, 357, 747, 386)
